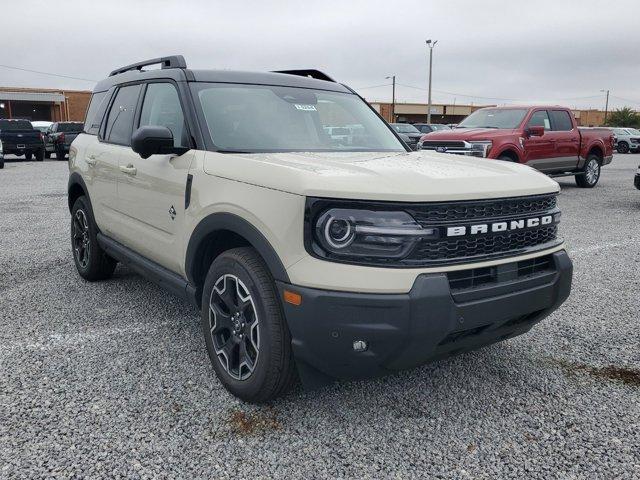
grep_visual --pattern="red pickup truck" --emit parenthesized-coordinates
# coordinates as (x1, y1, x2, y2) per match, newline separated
(419, 106, 615, 188)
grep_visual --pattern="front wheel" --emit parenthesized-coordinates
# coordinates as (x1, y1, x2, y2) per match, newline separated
(617, 142, 630, 154)
(201, 247, 296, 403)
(0, 157, 4, 169)
(70, 196, 117, 281)
(575, 155, 601, 188)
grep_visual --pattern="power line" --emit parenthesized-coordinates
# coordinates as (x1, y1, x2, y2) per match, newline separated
(0, 64, 97, 83)
(610, 95, 640, 106)
(353, 83, 392, 90)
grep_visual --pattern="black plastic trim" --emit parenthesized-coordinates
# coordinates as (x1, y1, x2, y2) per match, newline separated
(185, 213, 290, 286)
(185, 174, 193, 209)
(97, 233, 198, 307)
(109, 55, 187, 77)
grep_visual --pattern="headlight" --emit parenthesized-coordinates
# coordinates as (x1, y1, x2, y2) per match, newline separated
(311, 207, 437, 260)
(469, 141, 492, 157)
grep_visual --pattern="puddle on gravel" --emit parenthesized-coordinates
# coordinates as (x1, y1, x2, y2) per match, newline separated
(557, 360, 640, 387)
(227, 408, 281, 436)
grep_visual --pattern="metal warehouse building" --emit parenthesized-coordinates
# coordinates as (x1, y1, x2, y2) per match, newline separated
(0, 87, 91, 122)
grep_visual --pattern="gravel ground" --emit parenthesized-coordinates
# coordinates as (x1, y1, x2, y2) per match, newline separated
(1, 155, 639, 479)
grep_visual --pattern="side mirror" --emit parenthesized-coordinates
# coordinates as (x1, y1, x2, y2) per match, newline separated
(131, 126, 188, 159)
(527, 126, 545, 137)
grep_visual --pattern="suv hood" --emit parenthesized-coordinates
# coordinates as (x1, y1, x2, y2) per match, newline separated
(203, 150, 559, 202)
(423, 128, 513, 141)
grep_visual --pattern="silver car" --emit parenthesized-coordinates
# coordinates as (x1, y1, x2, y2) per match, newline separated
(612, 127, 640, 154)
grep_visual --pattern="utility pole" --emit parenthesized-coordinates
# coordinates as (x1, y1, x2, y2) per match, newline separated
(601, 89, 610, 125)
(426, 39, 438, 124)
(386, 75, 396, 122)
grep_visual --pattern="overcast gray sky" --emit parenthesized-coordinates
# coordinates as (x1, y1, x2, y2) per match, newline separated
(3, 0, 639, 110)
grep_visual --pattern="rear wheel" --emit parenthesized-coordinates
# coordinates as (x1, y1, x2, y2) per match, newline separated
(575, 154, 601, 188)
(56, 147, 66, 160)
(25, 151, 33, 160)
(70, 196, 117, 281)
(35, 148, 44, 162)
(0, 157, 4, 169)
(617, 142, 629, 154)
(44, 151, 51, 159)
(201, 247, 296, 403)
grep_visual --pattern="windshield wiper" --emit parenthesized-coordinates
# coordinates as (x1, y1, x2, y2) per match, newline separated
(217, 149, 253, 154)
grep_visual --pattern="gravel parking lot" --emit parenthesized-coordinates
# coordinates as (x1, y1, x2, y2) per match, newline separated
(1, 154, 638, 479)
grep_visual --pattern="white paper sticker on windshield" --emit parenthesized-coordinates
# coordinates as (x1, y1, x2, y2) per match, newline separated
(294, 104, 317, 111)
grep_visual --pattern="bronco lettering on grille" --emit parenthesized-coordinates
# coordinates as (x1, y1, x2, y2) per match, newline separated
(446, 215, 554, 237)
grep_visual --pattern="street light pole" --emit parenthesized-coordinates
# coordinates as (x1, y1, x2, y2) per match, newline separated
(426, 39, 438, 124)
(386, 75, 396, 122)
(601, 89, 610, 125)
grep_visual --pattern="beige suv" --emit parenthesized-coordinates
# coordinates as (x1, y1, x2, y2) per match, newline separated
(68, 56, 573, 402)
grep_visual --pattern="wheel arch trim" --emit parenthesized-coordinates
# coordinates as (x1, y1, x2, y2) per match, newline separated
(185, 212, 291, 288)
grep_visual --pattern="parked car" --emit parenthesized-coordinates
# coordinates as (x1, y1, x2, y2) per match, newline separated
(419, 106, 615, 188)
(611, 127, 640, 154)
(0, 119, 45, 162)
(68, 56, 572, 402)
(45, 121, 84, 159)
(390, 123, 423, 150)
(413, 123, 451, 134)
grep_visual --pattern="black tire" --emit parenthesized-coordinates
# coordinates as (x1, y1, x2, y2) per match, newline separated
(25, 151, 33, 160)
(44, 151, 51, 159)
(201, 247, 296, 403)
(0, 157, 4, 169)
(498, 154, 517, 162)
(35, 148, 44, 162)
(575, 154, 601, 188)
(617, 142, 629, 154)
(56, 147, 66, 160)
(70, 196, 117, 281)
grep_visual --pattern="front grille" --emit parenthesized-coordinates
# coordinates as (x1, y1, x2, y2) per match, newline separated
(408, 194, 557, 223)
(421, 140, 466, 149)
(409, 225, 557, 263)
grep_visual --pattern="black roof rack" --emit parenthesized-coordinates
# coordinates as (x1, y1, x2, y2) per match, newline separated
(109, 55, 187, 77)
(271, 69, 336, 83)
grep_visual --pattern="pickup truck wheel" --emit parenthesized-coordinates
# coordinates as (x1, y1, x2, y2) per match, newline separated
(575, 155, 601, 188)
(44, 151, 51, 159)
(201, 247, 296, 403)
(617, 142, 629, 154)
(25, 151, 33, 161)
(35, 148, 44, 162)
(0, 157, 4, 169)
(70, 196, 117, 281)
(56, 147, 66, 160)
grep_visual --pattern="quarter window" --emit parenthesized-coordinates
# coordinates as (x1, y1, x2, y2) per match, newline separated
(139, 83, 188, 148)
(549, 110, 574, 131)
(527, 110, 551, 130)
(104, 84, 142, 145)
(83, 91, 108, 135)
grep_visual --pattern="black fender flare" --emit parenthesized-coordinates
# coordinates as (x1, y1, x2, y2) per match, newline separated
(67, 172, 94, 215)
(185, 212, 290, 286)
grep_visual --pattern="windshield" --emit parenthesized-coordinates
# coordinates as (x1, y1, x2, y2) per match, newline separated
(58, 122, 83, 133)
(192, 83, 405, 153)
(458, 108, 528, 129)
(392, 124, 420, 134)
(430, 124, 451, 131)
(626, 128, 640, 135)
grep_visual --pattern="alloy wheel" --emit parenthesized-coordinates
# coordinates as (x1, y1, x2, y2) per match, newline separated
(585, 158, 600, 185)
(72, 210, 90, 268)
(208, 274, 260, 381)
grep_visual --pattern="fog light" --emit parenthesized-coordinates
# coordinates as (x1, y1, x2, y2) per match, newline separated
(353, 340, 368, 352)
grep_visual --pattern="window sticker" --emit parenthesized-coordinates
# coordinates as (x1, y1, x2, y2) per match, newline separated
(294, 104, 317, 111)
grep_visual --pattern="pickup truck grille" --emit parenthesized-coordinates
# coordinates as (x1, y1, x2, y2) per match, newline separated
(421, 141, 466, 149)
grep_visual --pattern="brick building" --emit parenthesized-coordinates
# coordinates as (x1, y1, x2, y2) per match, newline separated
(0, 87, 91, 122)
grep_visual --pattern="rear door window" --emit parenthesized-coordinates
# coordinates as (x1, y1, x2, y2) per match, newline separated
(103, 85, 142, 145)
(549, 110, 574, 131)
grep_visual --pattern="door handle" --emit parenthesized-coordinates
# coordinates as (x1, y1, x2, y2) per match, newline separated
(119, 164, 137, 175)
(86, 155, 97, 166)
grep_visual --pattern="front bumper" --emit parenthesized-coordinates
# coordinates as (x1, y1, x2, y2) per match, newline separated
(278, 250, 572, 384)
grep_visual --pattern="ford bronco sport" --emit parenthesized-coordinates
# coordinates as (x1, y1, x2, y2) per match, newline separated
(68, 56, 573, 402)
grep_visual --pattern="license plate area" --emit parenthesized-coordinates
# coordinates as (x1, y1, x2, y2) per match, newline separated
(17, 144, 25, 149)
